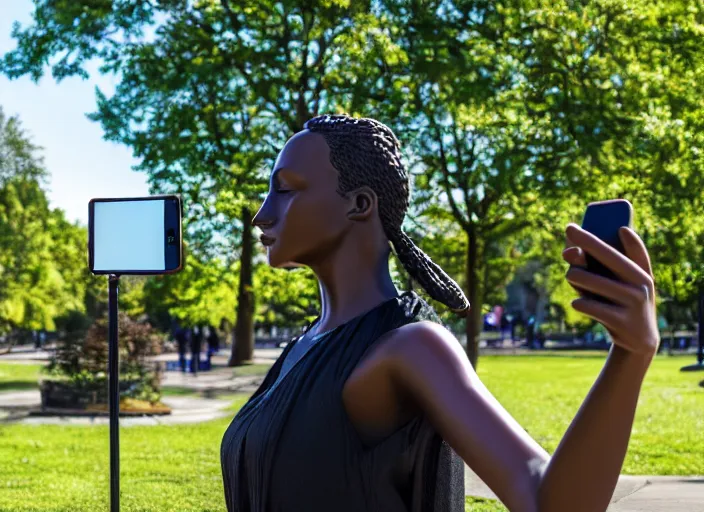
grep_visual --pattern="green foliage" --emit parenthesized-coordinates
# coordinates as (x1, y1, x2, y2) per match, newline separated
(0, 0, 411, 252)
(0, 108, 94, 335)
(253, 264, 319, 328)
(0, 0, 427, 345)
(402, 214, 527, 326)
(547, 277, 592, 328)
(382, 0, 704, 346)
(0, 107, 47, 184)
(0, 362, 44, 392)
(47, 311, 164, 401)
(2, 1, 704, 338)
(142, 246, 239, 328)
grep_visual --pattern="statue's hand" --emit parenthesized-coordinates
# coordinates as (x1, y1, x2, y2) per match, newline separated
(562, 223, 659, 360)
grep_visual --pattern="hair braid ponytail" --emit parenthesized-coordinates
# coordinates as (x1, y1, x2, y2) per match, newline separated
(388, 229, 469, 313)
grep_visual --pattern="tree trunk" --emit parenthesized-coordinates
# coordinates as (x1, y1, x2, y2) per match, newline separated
(229, 207, 255, 366)
(465, 226, 482, 369)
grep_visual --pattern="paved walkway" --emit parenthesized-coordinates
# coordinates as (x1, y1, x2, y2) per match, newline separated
(464, 468, 704, 511)
(0, 389, 234, 426)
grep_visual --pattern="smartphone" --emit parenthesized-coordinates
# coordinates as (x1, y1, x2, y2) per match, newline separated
(88, 195, 184, 275)
(578, 199, 633, 303)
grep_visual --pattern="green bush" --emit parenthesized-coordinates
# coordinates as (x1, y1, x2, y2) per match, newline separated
(46, 311, 164, 402)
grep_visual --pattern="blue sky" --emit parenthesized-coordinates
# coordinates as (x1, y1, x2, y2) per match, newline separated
(0, 1, 150, 227)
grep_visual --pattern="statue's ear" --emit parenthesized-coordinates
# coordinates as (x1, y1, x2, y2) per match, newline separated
(346, 186, 378, 221)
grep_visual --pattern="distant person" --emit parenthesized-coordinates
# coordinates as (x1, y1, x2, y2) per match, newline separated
(526, 316, 536, 348)
(500, 314, 510, 342)
(208, 324, 220, 353)
(206, 325, 220, 367)
(190, 325, 203, 375)
(173, 325, 188, 373)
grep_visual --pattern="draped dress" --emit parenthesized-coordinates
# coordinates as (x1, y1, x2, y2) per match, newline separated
(220, 291, 465, 511)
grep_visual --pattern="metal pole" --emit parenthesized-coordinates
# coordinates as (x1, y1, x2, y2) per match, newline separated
(108, 274, 120, 511)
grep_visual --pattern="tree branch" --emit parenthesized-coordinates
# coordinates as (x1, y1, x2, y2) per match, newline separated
(430, 115, 471, 231)
(485, 218, 532, 240)
(311, 33, 329, 115)
(450, 123, 479, 217)
(219, 0, 243, 33)
(296, 11, 314, 128)
(281, 5, 292, 68)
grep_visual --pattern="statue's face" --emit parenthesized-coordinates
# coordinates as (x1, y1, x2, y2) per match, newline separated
(252, 130, 352, 268)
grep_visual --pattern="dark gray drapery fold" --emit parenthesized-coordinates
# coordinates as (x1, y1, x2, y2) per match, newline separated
(221, 291, 465, 512)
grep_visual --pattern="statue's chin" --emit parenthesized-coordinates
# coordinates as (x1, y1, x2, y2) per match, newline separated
(267, 252, 303, 270)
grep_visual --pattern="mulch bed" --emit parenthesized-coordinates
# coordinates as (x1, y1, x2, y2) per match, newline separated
(29, 398, 172, 417)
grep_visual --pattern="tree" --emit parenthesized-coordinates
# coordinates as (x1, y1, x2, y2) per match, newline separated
(381, 1, 579, 366)
(0, 108, 95, 342)
(6, 1, 703, 369)
(0, 107, 46, 184)
(381, 0, 704, 367)
(142, 243, 239, 330)
(403, 207, 530, 337)
(253, 264, 319, 331)
(2, 0, 410, 365)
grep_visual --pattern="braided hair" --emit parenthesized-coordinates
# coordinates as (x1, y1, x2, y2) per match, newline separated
(303, 114, 470, 314)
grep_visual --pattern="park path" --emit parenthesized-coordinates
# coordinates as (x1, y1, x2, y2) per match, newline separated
(0, 388, 235, 426)
(464, 468, 704, 511)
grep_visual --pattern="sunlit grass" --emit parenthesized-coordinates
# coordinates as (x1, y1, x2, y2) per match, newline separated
(231, 363, 272, 377)
(0, 362, 44, 392)
(0, 353, 701, 511)
(475, 353, 704, 475)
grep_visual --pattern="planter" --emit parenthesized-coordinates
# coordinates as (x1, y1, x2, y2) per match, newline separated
(85, 398, 172, 415)
(39, 379, 171, 415)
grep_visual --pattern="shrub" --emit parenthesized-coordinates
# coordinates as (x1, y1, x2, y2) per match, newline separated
(46, 312, 165, 403)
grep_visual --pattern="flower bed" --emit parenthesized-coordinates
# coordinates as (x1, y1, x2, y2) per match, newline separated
(38, 378, 171, 415)
(37, 310, 170, 416)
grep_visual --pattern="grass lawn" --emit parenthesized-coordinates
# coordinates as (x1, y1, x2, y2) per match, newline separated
(231, 363, 273, 377)
(477, 352, 704, 476)
(160, 386, 201, 397)
(0, 362, 45, 392)
(0, 353, 701, 511)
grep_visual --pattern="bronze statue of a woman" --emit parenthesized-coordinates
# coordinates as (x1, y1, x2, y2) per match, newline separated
(221, 114, 659, 512)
